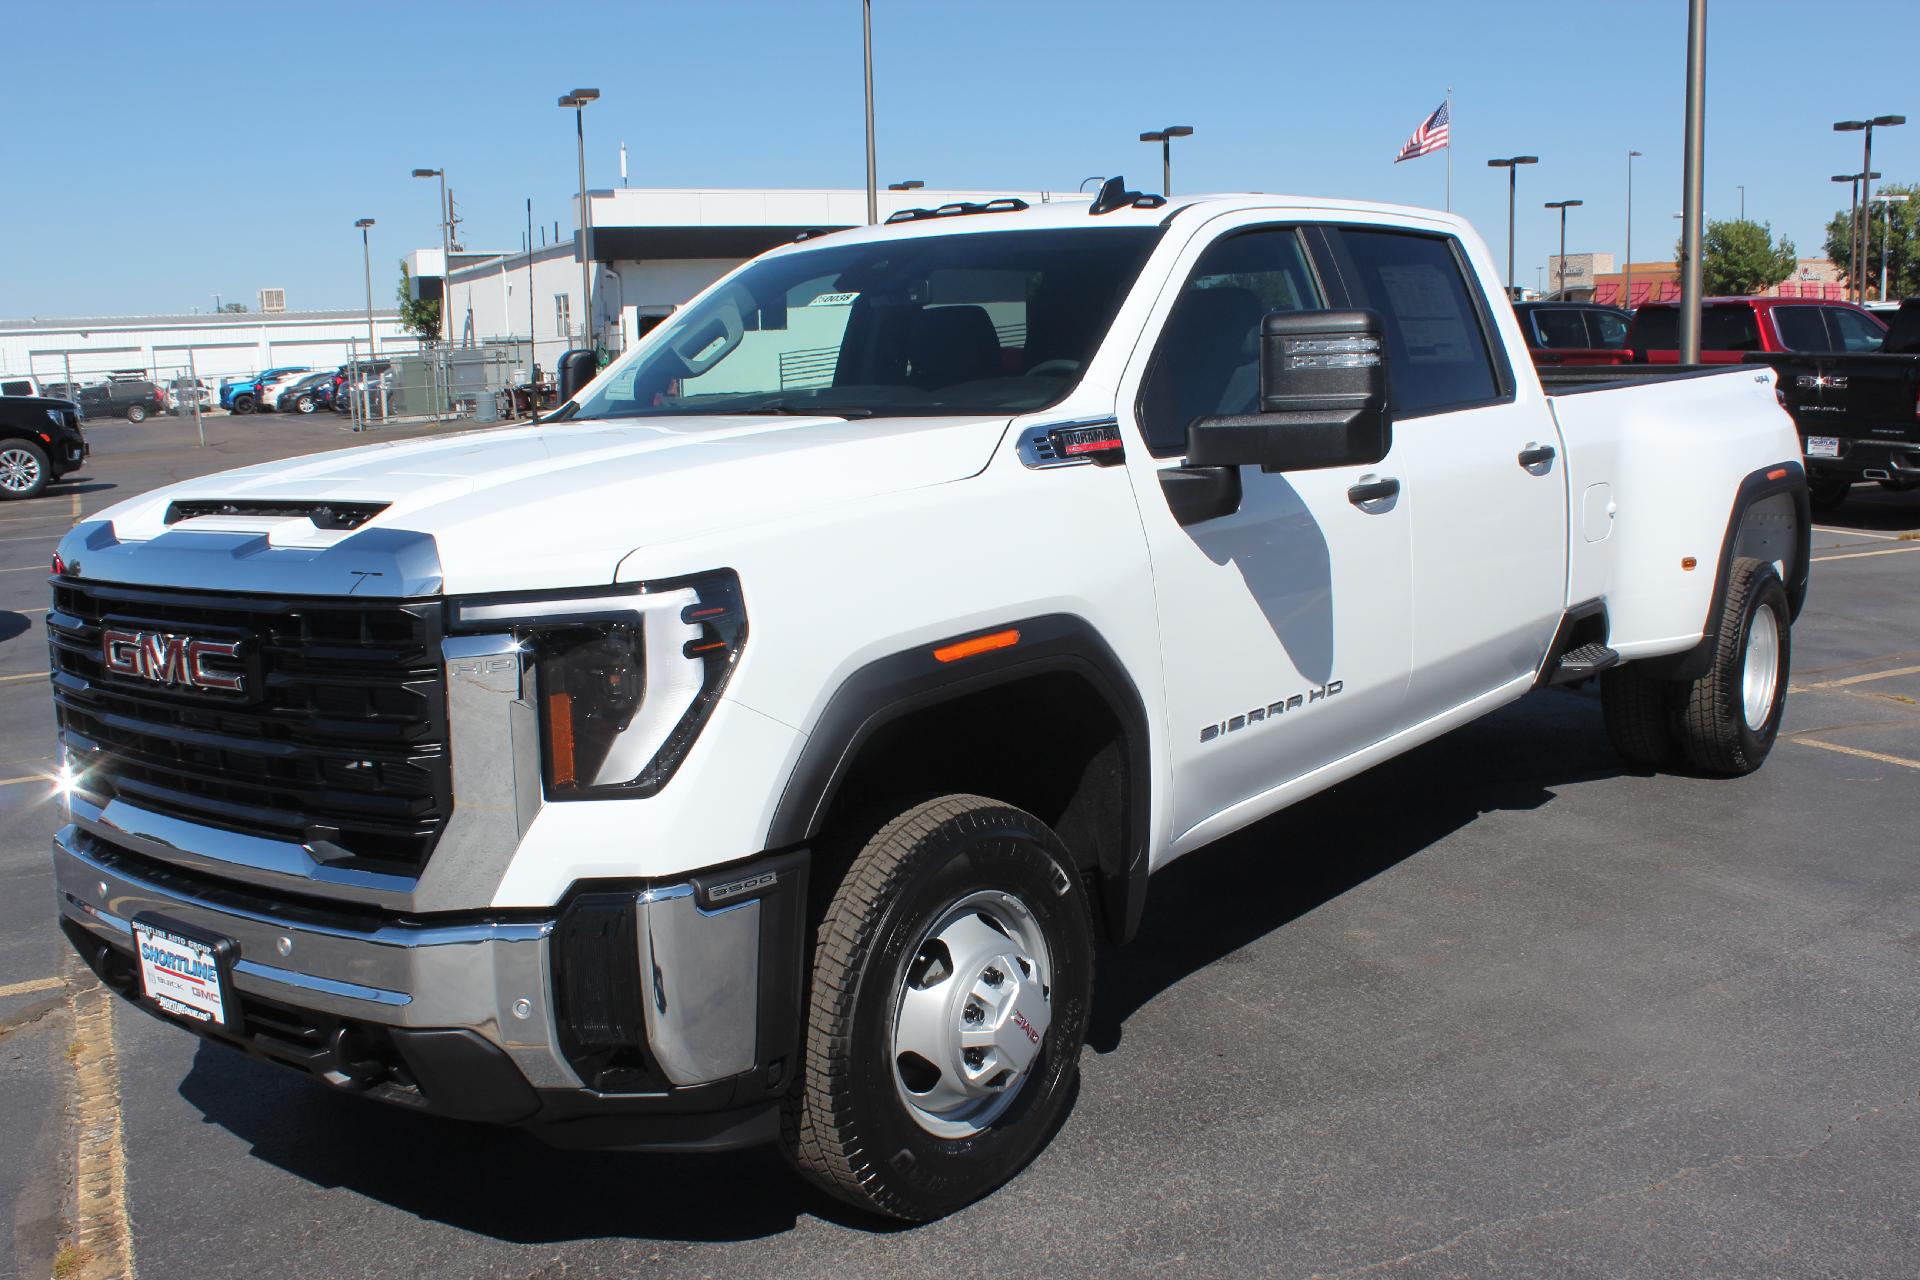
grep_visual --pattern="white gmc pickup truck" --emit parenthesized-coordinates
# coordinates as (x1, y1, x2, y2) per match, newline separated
(48, 183, 1809, 1220)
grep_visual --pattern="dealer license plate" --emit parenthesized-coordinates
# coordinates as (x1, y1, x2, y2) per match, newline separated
(1806, 436, 1841, 458)
(132, 917, 233, 1027)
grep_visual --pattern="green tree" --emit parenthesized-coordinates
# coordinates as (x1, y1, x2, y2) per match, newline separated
(395, 260, 441, 342)
(1678, 219, 1796, 295)
(1824, 181, 1919, 300)
(218, 301, 248, 313)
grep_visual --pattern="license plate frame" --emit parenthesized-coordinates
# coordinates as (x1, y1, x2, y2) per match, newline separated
(131, 914, 240, 1032)
(1805, 436, 1841, 458)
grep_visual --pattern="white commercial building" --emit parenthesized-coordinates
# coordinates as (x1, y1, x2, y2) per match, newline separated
(442, 187, 1089, 372)
(0, 309, 420, 386)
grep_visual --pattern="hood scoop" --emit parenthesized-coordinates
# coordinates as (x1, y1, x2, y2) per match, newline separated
(164, 498, 389, 531)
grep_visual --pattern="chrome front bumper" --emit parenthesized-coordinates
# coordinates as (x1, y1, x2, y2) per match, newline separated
(54, 821, 799, 1098)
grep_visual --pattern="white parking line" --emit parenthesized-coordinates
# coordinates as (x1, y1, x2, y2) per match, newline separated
(1812, 544, 1920, 563)
(1802, 664, 1920, 689)
(1795, 737, 1920, 771)
(1811, 526, 1901, 540)
(0, 564, 49, 574)
(0, 976, 64, 999)
(0, 672, 47, 684)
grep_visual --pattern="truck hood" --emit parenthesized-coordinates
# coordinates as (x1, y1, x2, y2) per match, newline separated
(68, 413, 1011, 595)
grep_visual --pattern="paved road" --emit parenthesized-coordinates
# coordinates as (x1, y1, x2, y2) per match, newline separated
(3, 418, 1918, 1278)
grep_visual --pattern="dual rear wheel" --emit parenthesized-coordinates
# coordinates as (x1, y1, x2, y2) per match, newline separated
(1601, 557, 1790, 775)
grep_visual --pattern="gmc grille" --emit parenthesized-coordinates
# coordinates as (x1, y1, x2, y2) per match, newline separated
(48, 580, 451, 876)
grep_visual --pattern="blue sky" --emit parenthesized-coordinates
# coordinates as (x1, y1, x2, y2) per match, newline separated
(3, 0, 1915, 317)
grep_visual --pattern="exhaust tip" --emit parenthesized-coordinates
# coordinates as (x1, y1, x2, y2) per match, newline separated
(1863, 469, 1891, 480)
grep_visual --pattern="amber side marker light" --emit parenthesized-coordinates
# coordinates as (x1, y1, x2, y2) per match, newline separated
(546, 692, 578, 786)
(933, 628, 1021, 663)
(1681, 556, 1698, 571)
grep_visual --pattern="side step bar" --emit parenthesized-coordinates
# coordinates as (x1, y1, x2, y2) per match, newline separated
(1549, 641, 1620, 685)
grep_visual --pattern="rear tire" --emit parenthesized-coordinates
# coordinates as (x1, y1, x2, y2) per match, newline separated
(232, 394, 255, 415)
(0, 441, 49, 500)
(783, 794, 1094, 1221)
(1672, 558, 1790, 776)
(1600, 663, 1679, 768)
(296, 395, 316, 414)
(1807, 475, 1851, 513)
(125, 403, 146, 423)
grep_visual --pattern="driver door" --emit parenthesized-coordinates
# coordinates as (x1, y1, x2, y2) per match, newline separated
(1118, 220, 1414, 856)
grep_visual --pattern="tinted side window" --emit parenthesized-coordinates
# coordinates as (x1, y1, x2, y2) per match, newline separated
(1828, 307, 1886, 352)
(1632, 307, 1678, 349)
(1530, 309, 1589, 349)
(1137, 228, 1321, 454)
(1586, 310, 1630, 348)
(1772, 306, 1832, 353)
(1335, 229, 1500, 415)
(1701, 306, 1761, 351)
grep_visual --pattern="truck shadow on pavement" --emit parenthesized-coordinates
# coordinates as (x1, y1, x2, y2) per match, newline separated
(1087, 686, 1625, 1052)
(0, 611, 30, 644)
(173, 688, 1621, 1244)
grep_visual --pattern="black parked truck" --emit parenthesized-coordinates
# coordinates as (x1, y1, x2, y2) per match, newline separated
(75, 377, 168, 423)
(0, 393, 88, 500)
(1751, 299, 1920, 511)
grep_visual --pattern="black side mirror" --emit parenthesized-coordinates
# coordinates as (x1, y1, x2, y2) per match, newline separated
(1186, 309, 1392, 472)
(556, 348, 597, 404)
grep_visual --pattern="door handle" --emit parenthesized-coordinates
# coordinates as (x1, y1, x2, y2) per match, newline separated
(1518, 443, 1557, 471)
(1346, 477, 1400, 506)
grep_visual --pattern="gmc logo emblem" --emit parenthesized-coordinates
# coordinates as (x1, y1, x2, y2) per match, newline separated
(101, 628, 246, 693)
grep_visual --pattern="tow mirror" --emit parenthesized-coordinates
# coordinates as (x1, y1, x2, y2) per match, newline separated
(1186, 309, 1393, 472)
(556, 348, 598, 404)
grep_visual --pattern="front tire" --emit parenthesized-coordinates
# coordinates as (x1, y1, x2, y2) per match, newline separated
(0, 441, 50, 500)
(784, 795, 1094, 1221)
(1672, 558, 1790, 776)
(296, 395, 316, 414)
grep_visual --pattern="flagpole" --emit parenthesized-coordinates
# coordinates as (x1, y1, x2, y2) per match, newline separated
(1445, 86, 1453, 212)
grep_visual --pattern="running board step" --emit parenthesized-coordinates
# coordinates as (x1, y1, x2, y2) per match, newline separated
(1550, 642, 1620, 685)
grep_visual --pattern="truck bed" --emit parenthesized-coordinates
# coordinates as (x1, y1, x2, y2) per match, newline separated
(1538, 365, 1737, 395)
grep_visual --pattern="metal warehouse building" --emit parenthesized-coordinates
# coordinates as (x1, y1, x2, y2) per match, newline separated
(440, 186, 1088, 372)
(0, 309, 419, 387)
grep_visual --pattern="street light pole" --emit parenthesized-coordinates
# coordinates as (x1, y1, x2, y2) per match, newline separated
(411, 168, 452, 348)
(863, 0, 877, 226)
(1545, 199, 1584, 299)
(1875, 193, 1907, 301)
(1138, 126, 1194, 196)
(1487, 155, 1538, 294)
(355, 218, 377, 424)
(1833, 171, 1879, 298)
(559, 89, 600, 348)
(1737, 184, 1745, 220)
(1677, 0, 1707, 365)
(1625, 150, 1642, 308)
(1835, 115, 1905, 301)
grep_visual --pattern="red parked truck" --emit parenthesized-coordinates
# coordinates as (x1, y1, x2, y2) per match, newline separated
(1627, 297, 1887, 364)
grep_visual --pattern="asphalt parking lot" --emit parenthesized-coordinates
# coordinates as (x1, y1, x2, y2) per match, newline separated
(2, 416, 1918, 1279)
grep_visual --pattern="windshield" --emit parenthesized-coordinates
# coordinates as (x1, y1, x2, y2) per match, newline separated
(572, 226, 1163, 420)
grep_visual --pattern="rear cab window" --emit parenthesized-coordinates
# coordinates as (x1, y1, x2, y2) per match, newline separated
(1325, 227, 1506, 416)
(1529, 309, 1589, 349)
(1772, 306, 1833, 353)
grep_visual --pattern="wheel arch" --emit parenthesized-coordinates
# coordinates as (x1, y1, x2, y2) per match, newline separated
(766, 614, 1153, 944)
(1639, 460, 1809, 682)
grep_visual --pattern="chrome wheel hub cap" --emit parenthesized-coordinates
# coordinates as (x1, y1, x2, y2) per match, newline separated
(891, 890, 1053, 1138)
(1741, 605, 1781, 730)
(0, 448, 41, 494)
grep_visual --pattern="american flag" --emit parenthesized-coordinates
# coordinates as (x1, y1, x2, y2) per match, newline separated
(1395, 101, 1450, 162)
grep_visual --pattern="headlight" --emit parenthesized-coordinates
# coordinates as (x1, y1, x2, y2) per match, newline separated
(451, 569, 745, 799)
